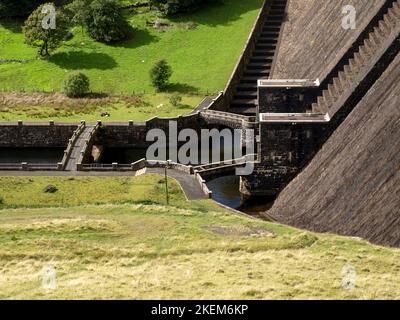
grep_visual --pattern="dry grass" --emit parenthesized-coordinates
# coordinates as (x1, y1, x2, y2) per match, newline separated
(0, 203, 400, 299)
(0, 92, 199, 121)
(0, 177, 399, 300)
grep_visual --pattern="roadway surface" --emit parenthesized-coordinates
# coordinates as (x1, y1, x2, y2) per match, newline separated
(0, 168, 206, 200)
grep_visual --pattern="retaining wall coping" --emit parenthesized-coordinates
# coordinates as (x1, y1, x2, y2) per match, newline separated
(258, 79, 320, 88)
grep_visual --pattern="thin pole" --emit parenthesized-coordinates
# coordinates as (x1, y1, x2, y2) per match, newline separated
(165, 162, 169, 205)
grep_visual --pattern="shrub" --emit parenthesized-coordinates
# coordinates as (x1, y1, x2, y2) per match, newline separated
(289, 233, 318, 249)
(65, 0, 92, 30)
(150, 0, 212, 16)
(85, 0, 130, 43)
(150, 60, 172, 91)
(0, 196, 4, 205)
(63, 72, 90, 98)
(169, 94, 182, 106)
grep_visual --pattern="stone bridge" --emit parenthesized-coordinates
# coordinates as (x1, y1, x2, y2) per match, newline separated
(0, 114, 256, 199)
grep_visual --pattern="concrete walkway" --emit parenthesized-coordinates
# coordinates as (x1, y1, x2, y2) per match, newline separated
(190, 96, 216, 114)
(146, 168, 206, 200)
(0, 168, 206, 200)
(65, 125, 94, 171)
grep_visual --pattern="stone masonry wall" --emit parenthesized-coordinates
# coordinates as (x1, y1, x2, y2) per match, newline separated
(95, 114, 205, 148)
(240, 122, 326, 196)
(0, 124, 77, 148)
(258, 86, 320, 113)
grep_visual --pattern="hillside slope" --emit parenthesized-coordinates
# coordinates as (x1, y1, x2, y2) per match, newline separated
(1, 176, 400, 299)
(272, 0, 386, 80)
(269, 52, 400, 247)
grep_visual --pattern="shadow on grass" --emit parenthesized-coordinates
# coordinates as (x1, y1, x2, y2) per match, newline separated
(84, 92, 109, 99)
(165, 82, 199, 94)
(176, 104, 195, 110)
(169, 0, 263, 27)
(49, 51, 118, 70)
(111, 28, 159, 48)
(0, 19, 23, 33)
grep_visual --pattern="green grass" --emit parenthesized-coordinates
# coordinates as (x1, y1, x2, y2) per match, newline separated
(0, 175, 188, 208)
(0, 176, 400, 299)
(0, 0, 262, 95)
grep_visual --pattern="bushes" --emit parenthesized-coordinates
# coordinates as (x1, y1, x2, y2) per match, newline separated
(63, 72, 90, 97)
(85, 0, 131, 43)
(150, 60, 172, 90)
(149, 0, 213, 16)
(169, 94, 182, 106)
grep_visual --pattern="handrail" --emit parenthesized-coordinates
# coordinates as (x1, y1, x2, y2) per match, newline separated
(200, 110, 257, 124)
(76, 124, 101, 167)
(0, 163, 59, 171)
(192, 154, 258, 171)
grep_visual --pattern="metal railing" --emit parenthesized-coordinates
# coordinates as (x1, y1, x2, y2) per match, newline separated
(0, 162, 59, 171)
(193, 154, 258, 172)
(200, 110, 257, 125)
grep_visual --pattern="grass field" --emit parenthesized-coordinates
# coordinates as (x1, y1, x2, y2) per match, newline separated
(0, 176, 400, 299)
(0, 92, 200, 121)
(0, 0, 262, 95)
(0, 175, 186, 208)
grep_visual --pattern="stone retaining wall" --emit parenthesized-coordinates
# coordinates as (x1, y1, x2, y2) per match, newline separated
(0, 122, 77, 148)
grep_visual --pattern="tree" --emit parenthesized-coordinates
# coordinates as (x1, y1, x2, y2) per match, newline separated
(85, 0, 130, 43)
(63, 72, 90, 97)
(23, 3, 69, 57)
(65, 0, 92, 33)
(150, 60, 172, 91)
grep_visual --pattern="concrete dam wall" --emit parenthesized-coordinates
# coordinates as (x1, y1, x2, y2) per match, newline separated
(272, 0, 387, 80)
(269, 52, 400, 247)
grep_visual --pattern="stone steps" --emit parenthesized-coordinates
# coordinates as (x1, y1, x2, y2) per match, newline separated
(227, 0, 287, 116)
(312, 0, 400, 114)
